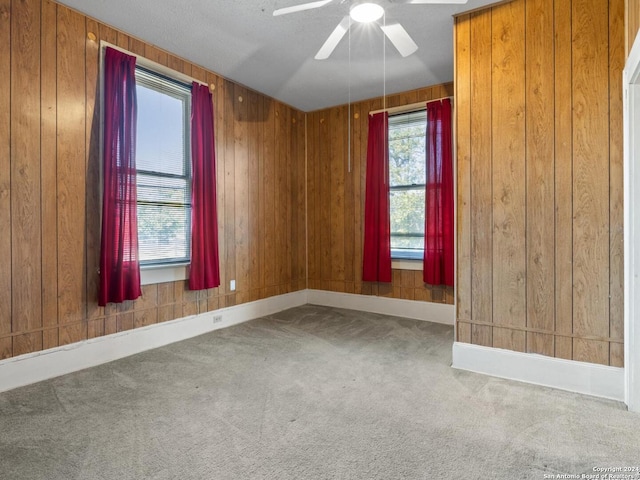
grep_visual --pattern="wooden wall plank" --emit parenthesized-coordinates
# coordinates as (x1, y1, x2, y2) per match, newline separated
(177, 55, 191, 78)
(234, 84, 249, 298)
(191, 65, 206, 84)
(319, 112, 331, 290)
(352, 104, 363, 292)
(293, 111, 302, 289)
(306, 112, 315, 289)
(275, 103, 286, 290)
(298, 112, 307, 286)
(167, 54, 184, 75)
(317, 109, 325, 291)
(609, 0, 625, 367)
(627, 0, 640, 54)
(490, 0, 526, 353)
(296, 110, 307, 288)
(330, 105, 345, 291)
(455, 14, 472, 343)
(224, 80, 236, 304)
(85, 16, 101, 328)
(469, 9, 493, 347)
(297, 110, 305, 289)
(307, 112, 319, 289)
(554, 0, 574, 360)
(98, 22, 117, 45)
(263, 100, 276, 293)
(0, 0, 12, 357)
(571, 0, 610, 364)
(134, 284, 158, 328)
(56, 5, 87, 343)
(400, 90, 419, 106)
(221, 80, 238, 306)
(11, 0, 43, 355)
(248, 90, 260, 297)
(257, 95, 266, 295)
(344, 106, 355, 289)
(211, 72, 225, 299)
(282, 105, 292, 290)
(386, 93, 401, 109)
(289, 110, 299, 291)
(144, 43, 167, 66)
(128, 36, 144, 56)
(525, 0, 555, 356)
(274, 104, 283, 290)
(41, 0, 58, 351)
(115, 29, 128, 49)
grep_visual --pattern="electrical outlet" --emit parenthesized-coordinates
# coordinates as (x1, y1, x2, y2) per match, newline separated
(212, 315, 223, 324)
(230, 279, 236, 291)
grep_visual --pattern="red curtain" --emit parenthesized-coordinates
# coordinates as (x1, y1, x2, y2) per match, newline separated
(189, 82, 220, 290)
(362, 112, 392, 282)
(423, 98, 454, 286)
(99, 47, 141, 306)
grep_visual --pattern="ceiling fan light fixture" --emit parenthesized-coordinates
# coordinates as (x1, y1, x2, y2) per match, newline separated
(349, 3, 384, 23)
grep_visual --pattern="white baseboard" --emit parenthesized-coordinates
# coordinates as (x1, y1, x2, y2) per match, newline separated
(452, 342, 625, 402)
(2, 290, 624, 404)
(0, 290, 308, 394)
(307, 289, 455, 325)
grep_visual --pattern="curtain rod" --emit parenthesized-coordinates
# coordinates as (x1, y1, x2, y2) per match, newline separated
(100, 41, 209, 89)
(369, 96, 454, 116)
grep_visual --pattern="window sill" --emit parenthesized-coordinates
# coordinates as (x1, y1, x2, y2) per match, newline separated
(140, 263, 189, 285)
(391, 258, 423, 271)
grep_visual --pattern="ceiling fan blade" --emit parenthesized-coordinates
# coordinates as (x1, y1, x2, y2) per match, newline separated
(315, 16, 350, 60)
(273, 0, 333, 16)
(407, 0, 468, 3)
(380, 23, 419, 57)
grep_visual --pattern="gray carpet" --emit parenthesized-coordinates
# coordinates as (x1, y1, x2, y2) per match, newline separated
(1, 305, 639, 480)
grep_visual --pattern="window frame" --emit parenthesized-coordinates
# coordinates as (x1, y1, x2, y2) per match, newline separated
(134, 65, 193, 268)
(387, 109, 427, 262)
(100, 43, 202, 285)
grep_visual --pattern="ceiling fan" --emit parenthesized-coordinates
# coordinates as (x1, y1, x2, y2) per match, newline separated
(273, 0, 468, 60)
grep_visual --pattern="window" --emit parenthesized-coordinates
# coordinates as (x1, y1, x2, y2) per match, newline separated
(135, 66, 192, 266)
(388, 110, 426, 260)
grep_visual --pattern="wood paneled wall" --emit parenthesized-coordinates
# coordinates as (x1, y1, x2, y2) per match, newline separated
(0, 0, 306, 360)
(455, 0, 624, 366)
(628, 0, 640, 53)
(307, 84, 455, 304)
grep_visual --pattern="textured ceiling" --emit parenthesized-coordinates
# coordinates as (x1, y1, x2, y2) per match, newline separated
(57, 0, 497, 111)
